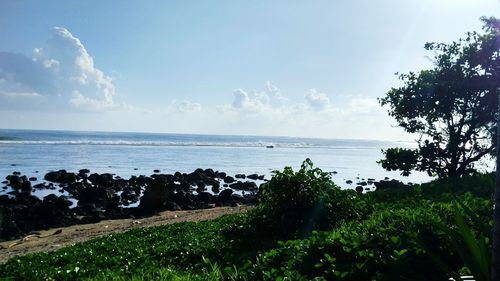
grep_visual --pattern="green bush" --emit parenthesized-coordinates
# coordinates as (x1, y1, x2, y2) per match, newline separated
(255, 159, 369, 239)
(245, 195, 492, 281)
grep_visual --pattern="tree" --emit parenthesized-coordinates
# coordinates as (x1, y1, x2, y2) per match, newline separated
(378, 18, 499, 178)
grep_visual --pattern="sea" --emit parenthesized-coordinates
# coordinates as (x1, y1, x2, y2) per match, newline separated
(0, 129, 433, 192)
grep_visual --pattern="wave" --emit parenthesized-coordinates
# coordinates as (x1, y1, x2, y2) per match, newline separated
(0, 139, 385, 149)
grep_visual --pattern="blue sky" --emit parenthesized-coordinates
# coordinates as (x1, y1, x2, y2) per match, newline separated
(0, 0, 499, 140)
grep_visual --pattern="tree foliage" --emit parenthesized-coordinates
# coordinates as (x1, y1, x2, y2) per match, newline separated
(379, 18, 500, 178)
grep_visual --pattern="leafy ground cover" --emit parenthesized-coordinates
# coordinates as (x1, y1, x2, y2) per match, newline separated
(0, 160, 493, 280)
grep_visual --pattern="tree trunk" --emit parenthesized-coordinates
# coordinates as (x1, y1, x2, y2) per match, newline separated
(493, 88, 500, 281)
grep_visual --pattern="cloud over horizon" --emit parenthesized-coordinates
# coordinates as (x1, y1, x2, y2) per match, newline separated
(0, 27, 125, 111)
(207, 82, 404, 140)
(304, 89, 331, 111)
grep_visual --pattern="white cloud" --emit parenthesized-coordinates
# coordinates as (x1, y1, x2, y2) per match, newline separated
(265, 81, 287, 105)
(212, 82, 407, 140)
(304, 89, 331, 111)
(220, 82, 290, 115)
(229, 89, 272, 113)
(177, 100, 202, 112)
(0, 27, 125, 112)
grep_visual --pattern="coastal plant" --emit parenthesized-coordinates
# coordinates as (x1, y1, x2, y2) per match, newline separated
(255, 158, 368, 239)
(246, 197, 492, 281)
(424, 201, 493, 281)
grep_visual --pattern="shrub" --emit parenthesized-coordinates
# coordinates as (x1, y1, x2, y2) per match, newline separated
(255, 159, 369, 239)
(246, 195, 492, 281)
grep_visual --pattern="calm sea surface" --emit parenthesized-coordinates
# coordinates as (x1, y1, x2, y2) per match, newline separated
(0, 129, 433, 189)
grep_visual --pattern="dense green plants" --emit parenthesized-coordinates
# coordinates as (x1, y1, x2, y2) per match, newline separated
(255, 158, 369, 239)
(240, 193, 491, 281)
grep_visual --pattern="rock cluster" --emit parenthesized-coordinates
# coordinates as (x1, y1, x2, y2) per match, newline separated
(0, 168, 263, 241)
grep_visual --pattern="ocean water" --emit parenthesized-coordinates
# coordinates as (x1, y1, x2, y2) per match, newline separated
(0, 129, 433, 190)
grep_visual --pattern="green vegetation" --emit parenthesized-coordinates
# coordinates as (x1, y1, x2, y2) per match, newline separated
(0, 160, 493, 280)
(378, 18, 499, 178)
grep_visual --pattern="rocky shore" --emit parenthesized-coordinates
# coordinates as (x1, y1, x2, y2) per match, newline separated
(0, 167, 412, 242)
(0, 168, 262, 242)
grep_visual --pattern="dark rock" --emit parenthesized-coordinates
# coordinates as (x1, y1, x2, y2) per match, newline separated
(88, 173, 114, 187)
(165, 201, 182, 211)
(247, 174, 259, 180)
(195, 192, 213, 203)
(1, 180, 8, 184)
(204, 169, 216, 177)
(7, 175, 31, 193)
(121, 190, 139, 204)
(33, 183, 46, 189)
(2, 220, 20, 241)
(44, 170, 78, 184)
(346, 180, 353, 184)
(235, 174, 246, 179)
(79, 169, 90, 174)
(0, 194, 10, 203)
(218, 189, 233, 203)
(332, 171, 338, 174)
(63, 181, 89, 196)
(257, 175, 265, 180)
(229, 181, 258, 191)
(358, 181, 368, 186)
(78, 186, 114, 205)
(12, 171, 21, 175)
(196, 185, 206, 193)
(374, 179, 408, 191)
(231, 194, 244, 204)
(355, 186, 363, 194)
(172, 191, 194, 209)
(42, 194, 72, 209)
(211, 183, 220, 194)
(29, 177, 37, 181)
(139, 184, 171, 210)
(153, 169, 160, 173)
(223, 176, 235, 183)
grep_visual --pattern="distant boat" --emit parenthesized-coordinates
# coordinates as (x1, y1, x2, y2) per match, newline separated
(266, 145, 274, 148)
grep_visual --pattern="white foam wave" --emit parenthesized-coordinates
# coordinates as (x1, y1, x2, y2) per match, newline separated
(0, 139, 384, 149)
(0, 139, 310, 147)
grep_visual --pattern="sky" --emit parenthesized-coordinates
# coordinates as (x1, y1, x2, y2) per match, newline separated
(0, 0, 499, 140)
